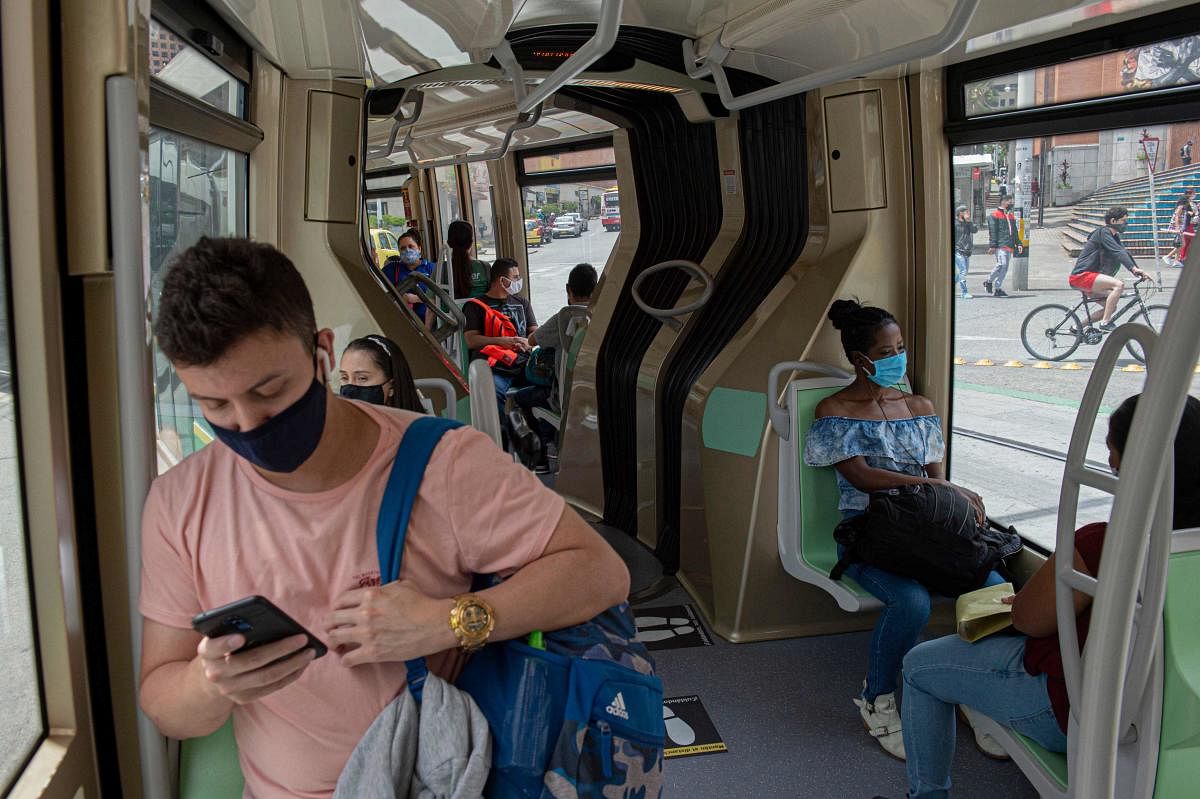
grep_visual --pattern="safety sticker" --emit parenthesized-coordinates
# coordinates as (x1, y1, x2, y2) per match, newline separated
(663, 695, 727, 759)
(634, 604, 713, 651)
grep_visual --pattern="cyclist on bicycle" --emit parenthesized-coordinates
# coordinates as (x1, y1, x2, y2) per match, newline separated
(1068, 205, 1149, 331)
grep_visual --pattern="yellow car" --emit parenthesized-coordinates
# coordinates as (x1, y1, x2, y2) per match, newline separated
(525, 219, 541, 248)
(370, 227, 400, 268)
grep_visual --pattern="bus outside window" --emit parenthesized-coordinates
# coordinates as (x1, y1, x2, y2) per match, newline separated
(602, 187, 621, 232)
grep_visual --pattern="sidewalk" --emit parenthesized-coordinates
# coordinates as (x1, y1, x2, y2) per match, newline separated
(968, 223, 1185, 293)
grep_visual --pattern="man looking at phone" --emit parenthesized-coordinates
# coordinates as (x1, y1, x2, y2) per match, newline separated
(138, 237, 629, 799)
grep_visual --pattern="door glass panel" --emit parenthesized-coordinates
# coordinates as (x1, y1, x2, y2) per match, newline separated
(523, 180, 619, 323)
(433, 165, 461, 247)
(366, 193, 414, 271)
(0, 110, 44, 790)
(950, 122, 1198, 550)
(467, 162, 497, 261)
(149, 128, 248, 468)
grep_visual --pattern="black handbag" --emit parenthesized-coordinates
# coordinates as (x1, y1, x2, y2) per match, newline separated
(830, 483, 1023, 596)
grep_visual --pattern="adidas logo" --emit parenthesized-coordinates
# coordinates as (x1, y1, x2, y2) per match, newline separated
(605, 691, 630, 720)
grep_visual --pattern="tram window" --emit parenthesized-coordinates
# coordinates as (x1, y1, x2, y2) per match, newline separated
(149, 128, 248, 465)
(0, 127, 44, 789)
(466, 162, 497, 260)
(149, 17, 246, 119)
(433, 165, 462, 246)
(950, 113, 1200, 548)
(523, 180, 618, 323)
(964, 32, 1200, 118)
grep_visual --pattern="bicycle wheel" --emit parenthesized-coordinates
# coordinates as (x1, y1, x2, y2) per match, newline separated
(1021, 303, 1083, 361)
(1124, 303, 1170, 364)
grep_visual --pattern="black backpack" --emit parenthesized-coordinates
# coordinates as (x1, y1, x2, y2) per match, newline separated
(830, 483, 1023, 597)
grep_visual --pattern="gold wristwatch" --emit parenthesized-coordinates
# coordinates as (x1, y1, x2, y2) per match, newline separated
(449, 594, 495, 652)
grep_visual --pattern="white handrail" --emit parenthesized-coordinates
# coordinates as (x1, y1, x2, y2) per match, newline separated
(496, 0, 625, 114)
(384, 88, 425, 158)
(107, 75, 173, 799)
(629, 260, 714, 331)
(413, 378, 457, 420)
(404, 103, 543, 169)
(1071, 262, 1200, 797)
(767, 361, 853, 439)
(682, 0, 980, 112)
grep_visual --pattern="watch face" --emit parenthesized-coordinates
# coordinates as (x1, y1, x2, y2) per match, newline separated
(460, 602, 491, 635)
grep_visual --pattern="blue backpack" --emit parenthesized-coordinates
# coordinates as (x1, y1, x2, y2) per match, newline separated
(379, 417, 665, 798)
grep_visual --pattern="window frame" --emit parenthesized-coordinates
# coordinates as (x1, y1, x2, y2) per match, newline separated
(945, 6, 1200, 146)
(514, 136, 618, 186)
(941, 8, 1200, 553)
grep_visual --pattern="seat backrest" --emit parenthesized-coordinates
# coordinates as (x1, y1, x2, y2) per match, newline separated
(179, 719, 243, 799)
(467, 359, 503, 448)
(559, 313, 590, 412)
(790, 381, 854, 575)
(1154, 533, 1200, 796)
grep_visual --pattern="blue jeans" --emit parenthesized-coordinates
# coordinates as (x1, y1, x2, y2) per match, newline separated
(839, 510, 1004, 700)
(902, 633, 1067, 799)
(492, 371, 514, 420)
(953, 253, 970, 294)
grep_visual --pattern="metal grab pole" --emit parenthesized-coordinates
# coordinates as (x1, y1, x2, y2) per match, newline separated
(107, 76, 172, 798)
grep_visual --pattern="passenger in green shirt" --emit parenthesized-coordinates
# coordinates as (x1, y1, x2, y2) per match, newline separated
(448, 220, 489, 299)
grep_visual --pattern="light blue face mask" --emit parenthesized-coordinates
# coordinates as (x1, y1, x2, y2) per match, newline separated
(399, 248, 422, 266)
(864, 351, 908, 387)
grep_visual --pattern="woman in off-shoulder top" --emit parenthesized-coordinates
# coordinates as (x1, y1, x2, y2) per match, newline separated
(803, 299, 1002, 762)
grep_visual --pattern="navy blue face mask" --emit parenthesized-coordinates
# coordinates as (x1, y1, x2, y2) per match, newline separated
(209, 377, 328, 473)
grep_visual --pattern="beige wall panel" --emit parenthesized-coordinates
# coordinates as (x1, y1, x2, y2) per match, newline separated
(678, 80, 944, 642)
(306, 90, 361, 223)
(275, 79, 466, 393)
(61, 0, 132, 276)
(824, 90, 887, 212)
(556, 130, 638, 517)
(635, 116, 744, 550)
(908, 70, 953, 445)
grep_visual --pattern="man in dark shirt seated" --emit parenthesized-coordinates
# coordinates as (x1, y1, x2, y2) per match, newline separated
(1068, 205, 1149, 330)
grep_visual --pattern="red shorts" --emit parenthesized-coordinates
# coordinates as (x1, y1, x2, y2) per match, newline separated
(1068, 271, 1099, 292)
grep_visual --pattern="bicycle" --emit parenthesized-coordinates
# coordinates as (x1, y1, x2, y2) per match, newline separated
(1020, 277, 1169, 364)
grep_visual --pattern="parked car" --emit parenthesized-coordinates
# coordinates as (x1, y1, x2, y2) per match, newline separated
(563, 212, 588, 232)
(553, 217, 582, 238)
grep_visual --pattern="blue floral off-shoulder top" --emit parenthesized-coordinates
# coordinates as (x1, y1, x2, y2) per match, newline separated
(803, 415, 945, 511)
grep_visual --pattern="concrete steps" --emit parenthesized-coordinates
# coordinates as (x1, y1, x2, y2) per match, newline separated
(1060, 163, 1200, 256)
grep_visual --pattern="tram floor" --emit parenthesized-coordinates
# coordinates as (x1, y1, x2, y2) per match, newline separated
(592, 524, 1040, 799)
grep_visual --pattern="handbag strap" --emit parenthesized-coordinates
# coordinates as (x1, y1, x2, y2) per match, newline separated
(376, 415, 464, 701)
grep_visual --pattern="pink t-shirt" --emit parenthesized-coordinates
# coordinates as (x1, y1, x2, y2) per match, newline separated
(139, 401, 565, 798)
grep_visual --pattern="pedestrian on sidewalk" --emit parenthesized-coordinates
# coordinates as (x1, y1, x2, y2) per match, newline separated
(986, 195, 1022, 297)
(1178, 188, 1196, 268)
(1164, 196, 1189, 268)
(1068, 206, 1149, 330)
(953, 205, 976, 299)
(1182, 138, 1193, 166)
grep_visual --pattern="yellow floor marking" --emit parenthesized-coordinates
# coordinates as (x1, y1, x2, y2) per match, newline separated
(954, 357, 966, 365)
(974, 358, 995, 366)
(1122, 364, 1146, 373)
(1060, 363, 1084, 370)
(1004, 360, 1024, 368)
(1032, 361, 1053, 369)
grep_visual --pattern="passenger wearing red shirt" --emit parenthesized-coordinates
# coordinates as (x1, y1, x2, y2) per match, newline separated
(891, 393, 1200, 799)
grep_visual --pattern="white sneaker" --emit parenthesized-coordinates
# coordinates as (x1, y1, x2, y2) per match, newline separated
(959, 705, 1010, 760)
(854, 689, 906, 760)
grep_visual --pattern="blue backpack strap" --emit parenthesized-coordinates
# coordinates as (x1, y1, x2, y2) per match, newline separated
(376, 415, 464, 701)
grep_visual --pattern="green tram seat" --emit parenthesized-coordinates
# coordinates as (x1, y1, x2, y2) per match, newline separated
(179, 719, 243, 799)
(969, 529, 1200, 798)
(774, 373, 882, 613)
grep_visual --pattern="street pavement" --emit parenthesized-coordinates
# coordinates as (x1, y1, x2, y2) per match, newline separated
(526, 225, 619, 323)
(951, 238, 1197, 549)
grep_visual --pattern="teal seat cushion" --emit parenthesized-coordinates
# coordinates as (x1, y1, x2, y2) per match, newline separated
(1013, 732, 1068, 790)
(179, 719, 244, 799)
(792, 384, 873, 598)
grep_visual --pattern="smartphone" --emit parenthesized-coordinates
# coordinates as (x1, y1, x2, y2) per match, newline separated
(191, 595, 328, 659)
